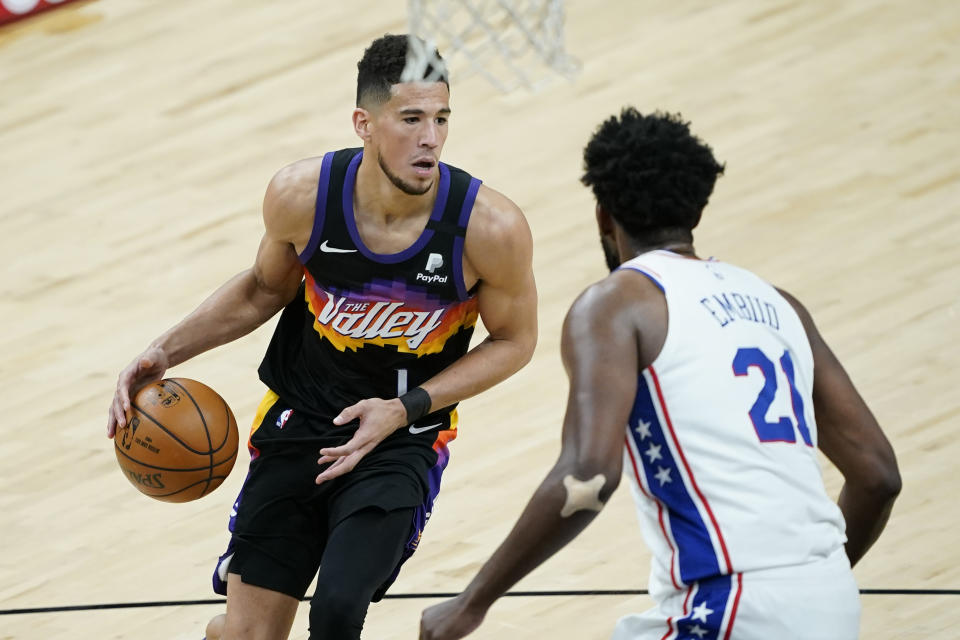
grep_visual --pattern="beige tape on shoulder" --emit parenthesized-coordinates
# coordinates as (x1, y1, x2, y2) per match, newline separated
(560, 473, 606, 517)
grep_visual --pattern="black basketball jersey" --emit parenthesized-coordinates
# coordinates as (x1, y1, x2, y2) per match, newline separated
(258, 148, 481, 428)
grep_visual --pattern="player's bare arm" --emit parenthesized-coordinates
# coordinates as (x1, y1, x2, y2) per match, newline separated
(316, 186, 538, 484)
(419, 271, 659, 640)
(107, 161, 316, 437)
(778, 288, 902, 566)
(421, 185, 538, 406)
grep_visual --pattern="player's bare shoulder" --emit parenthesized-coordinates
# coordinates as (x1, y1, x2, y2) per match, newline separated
(567, 272, 643, 331)
(263, 156, 324, 251)
(462, 184, 533, 286)
(564, 269, 667, 369)
(575, 268, 665, 312)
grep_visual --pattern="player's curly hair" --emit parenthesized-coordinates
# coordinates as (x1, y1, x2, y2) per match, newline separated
(581, 108, 725, 242)
(356, 34, 448, 107)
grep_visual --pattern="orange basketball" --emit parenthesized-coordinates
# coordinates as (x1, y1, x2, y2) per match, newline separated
(114, 378, 239, 503)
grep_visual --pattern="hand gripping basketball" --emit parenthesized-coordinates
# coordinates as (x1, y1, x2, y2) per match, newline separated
(114, 378, 239, 503)
(108, 346, 169, 438)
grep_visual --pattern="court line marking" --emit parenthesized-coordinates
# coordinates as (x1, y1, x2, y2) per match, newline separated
(2, 589, 958, 615)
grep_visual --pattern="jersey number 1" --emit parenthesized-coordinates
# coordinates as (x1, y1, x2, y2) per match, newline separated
(732, 348, 812, 446)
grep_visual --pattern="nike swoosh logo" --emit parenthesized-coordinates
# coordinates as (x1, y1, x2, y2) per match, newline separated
(409, 422, 443, 435)
(320, 240, 357, 253)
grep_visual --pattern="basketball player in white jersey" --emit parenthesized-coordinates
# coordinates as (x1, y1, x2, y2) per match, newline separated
(420, 109, 901, 639)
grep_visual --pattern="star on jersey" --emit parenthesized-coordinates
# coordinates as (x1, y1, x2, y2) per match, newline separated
(687, 623, 708, 638)
(690, 601, 714, 624)
(634, 419, 652, 440)
(644, 442, 663, 463)
(654, 466, 672, 486)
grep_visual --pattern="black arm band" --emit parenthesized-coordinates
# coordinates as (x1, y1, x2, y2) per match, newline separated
(399, 387, 432, 424)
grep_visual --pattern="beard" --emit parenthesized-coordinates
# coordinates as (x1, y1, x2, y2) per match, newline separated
(378, 152, 432, 196)
(600, 233, 621, 272)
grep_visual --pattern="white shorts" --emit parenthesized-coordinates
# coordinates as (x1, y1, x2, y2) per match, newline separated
(611, 548, 860, 640)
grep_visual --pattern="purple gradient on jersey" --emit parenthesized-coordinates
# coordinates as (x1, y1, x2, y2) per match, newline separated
(425, 443, 451, 523)
(457, 176, 481, 226)
(299, 151, 336, 263)
(211, 477, 249, 596)
(313, 274, 460, 308)
(342, 151, 452, 264)
(453, 177, 481, 300)
(453, 235, 468, 301)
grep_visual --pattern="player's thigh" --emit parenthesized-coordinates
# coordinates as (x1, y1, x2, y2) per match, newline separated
(228, 443, 329, 598)
(613, 551, 860, 640)
(308, 507, 415, 638)
(734, 551, 860, 639)
(315, 506, 414, 596)
(223, 573, 300, 640)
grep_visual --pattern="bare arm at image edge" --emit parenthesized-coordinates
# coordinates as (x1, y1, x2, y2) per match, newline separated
(779, 288, 902, 566)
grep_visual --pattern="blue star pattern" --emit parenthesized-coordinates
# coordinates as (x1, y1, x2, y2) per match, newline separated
(668, 573, 741, 639)
(626, 371, 723, 586)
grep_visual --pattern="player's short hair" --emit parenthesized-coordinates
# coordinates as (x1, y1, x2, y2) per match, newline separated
(581, 108, 725, 241)
(356, 34, 449, 108)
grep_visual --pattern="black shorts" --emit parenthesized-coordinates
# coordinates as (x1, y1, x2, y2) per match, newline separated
(212, 391, 438, 600)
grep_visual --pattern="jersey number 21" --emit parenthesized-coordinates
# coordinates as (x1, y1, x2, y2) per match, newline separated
(733, 347, 813, 446)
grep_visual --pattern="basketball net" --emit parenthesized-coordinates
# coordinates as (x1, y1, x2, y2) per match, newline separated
(402, 0, 580, 93)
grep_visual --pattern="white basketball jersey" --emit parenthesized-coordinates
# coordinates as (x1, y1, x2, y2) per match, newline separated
(620, 250, 846, 602)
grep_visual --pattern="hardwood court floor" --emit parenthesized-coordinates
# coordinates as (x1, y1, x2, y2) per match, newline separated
(1, 1, 957, 638)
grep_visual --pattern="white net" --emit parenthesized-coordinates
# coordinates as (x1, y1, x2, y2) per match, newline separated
(403, 0, 580, 93)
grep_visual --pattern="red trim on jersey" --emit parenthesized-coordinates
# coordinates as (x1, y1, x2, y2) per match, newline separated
(625, 435, 652, 500)
(659, 584, 693, 640)
(627, 262, 664, 280)
(625, 435, 681, 591)
(649, 366, 734, 574)
(722, 573, 744, 640)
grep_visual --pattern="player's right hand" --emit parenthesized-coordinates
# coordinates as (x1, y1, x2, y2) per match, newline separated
(107, 346, 169, 438)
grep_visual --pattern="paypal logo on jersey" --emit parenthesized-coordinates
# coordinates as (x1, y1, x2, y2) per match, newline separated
(416, 252, 448, 284)
(416, 273, 448, 284)
(425, 253, 443, 273)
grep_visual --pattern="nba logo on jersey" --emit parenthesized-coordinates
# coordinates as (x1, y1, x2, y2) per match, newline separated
(276, 408, 292, 429)
(425, 253, 443, 273)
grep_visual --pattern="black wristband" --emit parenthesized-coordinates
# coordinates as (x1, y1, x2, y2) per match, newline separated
(399, 387, 432, 424)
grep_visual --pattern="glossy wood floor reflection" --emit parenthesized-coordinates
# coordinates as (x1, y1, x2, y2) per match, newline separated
(1, 1, 958, 638)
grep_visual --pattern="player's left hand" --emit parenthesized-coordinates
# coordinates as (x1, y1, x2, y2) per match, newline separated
(315, 397, 407, 485)
(419, 595, 486, 640)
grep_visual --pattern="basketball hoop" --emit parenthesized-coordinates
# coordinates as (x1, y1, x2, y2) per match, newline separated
(402, 0, 581, 93)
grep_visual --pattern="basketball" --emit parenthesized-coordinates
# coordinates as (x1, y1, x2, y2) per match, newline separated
(114, 378, 239, 503)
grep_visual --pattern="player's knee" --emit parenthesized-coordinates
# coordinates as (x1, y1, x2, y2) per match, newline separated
(205, 613, 226, 640)
(309, 582, 368, 638)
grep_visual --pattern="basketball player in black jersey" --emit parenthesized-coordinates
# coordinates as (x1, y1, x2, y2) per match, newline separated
(106, 35, 537, 640)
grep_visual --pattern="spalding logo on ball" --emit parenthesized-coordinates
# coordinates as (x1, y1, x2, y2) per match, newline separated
(114, 378, 239, 503)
